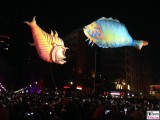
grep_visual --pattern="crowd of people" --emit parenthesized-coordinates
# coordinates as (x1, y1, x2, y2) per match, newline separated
(0, 90, 160, 120)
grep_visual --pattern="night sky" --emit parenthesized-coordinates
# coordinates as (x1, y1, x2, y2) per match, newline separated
(1, 0, 160, 89)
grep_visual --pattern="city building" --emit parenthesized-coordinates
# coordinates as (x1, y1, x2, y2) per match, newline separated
(149, 84, 160, 99)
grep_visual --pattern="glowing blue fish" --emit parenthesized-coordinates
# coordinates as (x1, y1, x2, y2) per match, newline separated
(83, 17, 148, 50)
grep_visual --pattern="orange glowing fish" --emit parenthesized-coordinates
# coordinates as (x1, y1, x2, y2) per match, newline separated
(24, 16, 68, 64)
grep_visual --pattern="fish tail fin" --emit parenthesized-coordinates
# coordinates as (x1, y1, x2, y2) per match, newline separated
(23, 16, 37, 26)
(133, 40, 149, 50)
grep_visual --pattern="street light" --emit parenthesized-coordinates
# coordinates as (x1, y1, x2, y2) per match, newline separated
(94, 46, 97, 93)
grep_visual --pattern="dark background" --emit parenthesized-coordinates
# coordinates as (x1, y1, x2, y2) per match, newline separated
(0, 0, 160, 89)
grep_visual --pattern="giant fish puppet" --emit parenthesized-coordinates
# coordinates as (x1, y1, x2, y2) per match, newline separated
(24, 16, 68, 64)
(83, 17, 148, 50)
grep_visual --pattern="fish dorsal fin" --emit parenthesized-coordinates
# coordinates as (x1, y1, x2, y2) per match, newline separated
(98, 17, 107, 20)
(106, 17, 113, 20)
(99, 16, 119, 22)
(113, 19, 120, 23)
(50, 29, 54, 36)
(97, 16, 126, 28)
(54, 30, 58, 37)
(107, 17, 120, 23)
(98, 17, 120, 23)
(99, 17, 114, 21)
(50, 30, 58, 37)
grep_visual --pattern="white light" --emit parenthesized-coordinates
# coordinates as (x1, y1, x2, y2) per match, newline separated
(70, 82, 73, 85)
(110, 92, 120, 95)
(128, 85, 130, 90)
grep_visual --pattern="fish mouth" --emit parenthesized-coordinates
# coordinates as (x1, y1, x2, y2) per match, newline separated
(57, 59, 67, 64)
(56, 47, 68, 64)
(83, 27, 90, 38)
(57, 55, 67, 64)
(50, 46, 68, 64)
(83, 27, 95, 46)
(83, 26, 93, 39)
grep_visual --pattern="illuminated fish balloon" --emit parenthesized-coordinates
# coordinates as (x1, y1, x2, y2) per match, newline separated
(83, 17, 148, 50)
(24, 16, 68, 64)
